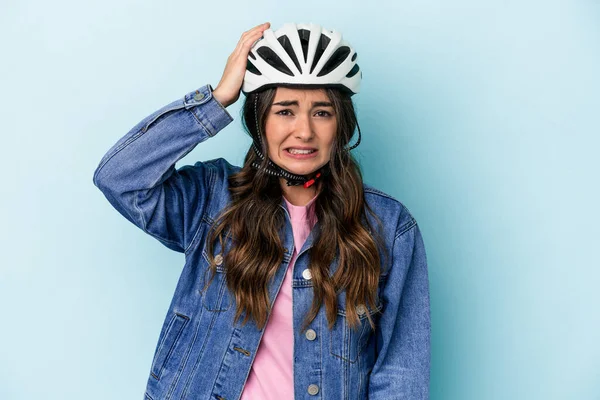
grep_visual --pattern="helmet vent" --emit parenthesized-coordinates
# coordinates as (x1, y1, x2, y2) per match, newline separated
(246, 59, 262, 76)
(309, 33, 331, 74)
(317, 46, 351, 77)
(277, 35, 302, 74)
(298, 29, 310, 63)
(346, 63, 360, 78)
(257, 47, 294, 76)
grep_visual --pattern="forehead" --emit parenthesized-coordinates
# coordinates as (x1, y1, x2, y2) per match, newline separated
(273, 87, 330, 102)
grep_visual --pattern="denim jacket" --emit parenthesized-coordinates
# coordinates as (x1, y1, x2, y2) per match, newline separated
(92, 83, 431, 400)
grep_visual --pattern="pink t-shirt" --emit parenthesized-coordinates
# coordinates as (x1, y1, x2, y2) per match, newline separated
(239, 193, 318, 400)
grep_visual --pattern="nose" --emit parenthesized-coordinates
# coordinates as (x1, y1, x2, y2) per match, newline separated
(294, 114, 315, 141)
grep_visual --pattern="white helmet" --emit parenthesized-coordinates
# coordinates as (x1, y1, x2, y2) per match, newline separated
(242, 22, 361, 96)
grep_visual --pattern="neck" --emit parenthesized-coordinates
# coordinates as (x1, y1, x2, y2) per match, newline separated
(280, 178, 321, 206)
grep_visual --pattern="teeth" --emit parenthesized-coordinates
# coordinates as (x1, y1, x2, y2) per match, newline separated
(288, 148, 316, 154)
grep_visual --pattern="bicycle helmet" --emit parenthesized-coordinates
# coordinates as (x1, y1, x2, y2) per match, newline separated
(242, 22, 361, 96)
(241, 22, 363, 188)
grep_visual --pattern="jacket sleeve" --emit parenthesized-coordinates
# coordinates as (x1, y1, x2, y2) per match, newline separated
(368, 216, 431, 399)
(92, 83, 234, 253)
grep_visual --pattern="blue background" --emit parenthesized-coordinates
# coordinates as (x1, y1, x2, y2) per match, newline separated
(1, 1, 599, 399)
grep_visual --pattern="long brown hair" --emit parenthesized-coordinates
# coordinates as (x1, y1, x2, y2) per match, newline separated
(203, 86, 387, 334)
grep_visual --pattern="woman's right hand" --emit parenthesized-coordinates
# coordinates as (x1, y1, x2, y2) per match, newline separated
(212, 22, 271, 108)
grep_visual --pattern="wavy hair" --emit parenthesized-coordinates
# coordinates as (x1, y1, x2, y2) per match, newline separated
(202, 86, 387, 334)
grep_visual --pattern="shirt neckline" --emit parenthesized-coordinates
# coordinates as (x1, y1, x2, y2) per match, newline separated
(283, 192, 319, 209)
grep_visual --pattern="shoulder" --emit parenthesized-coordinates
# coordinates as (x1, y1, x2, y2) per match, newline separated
(363, 183, 417, 236)
(184, 158, 241, 218)
(189, 157, 241, 186)
(198, 157, 241, 175)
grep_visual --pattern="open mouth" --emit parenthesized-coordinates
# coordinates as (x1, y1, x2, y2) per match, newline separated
(285, 148, 317, 155)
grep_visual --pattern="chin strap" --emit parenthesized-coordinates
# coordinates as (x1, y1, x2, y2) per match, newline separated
(250, 144, 329, 187)
(250, 92, 361, 188)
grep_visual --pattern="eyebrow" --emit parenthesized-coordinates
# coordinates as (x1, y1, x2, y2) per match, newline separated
(272, 100, 334, 108)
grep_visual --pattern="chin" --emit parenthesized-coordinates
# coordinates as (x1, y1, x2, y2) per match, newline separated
(273, 154, 327, 176)
(284, 163, 322, 176)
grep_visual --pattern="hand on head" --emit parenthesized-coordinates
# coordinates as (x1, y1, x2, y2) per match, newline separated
(212, 22, 271, 108)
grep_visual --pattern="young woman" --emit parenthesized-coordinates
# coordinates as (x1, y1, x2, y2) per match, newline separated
(93, 22, 430, 400)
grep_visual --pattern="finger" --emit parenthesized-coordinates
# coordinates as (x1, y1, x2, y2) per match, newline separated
(242, 28, 267, 49)
(231, 23, 269, 61)
(241, 22, 270, 41)
(250, 22, 270, 34)
(235, 28, 264, 54)
(233, 29, 266, 57)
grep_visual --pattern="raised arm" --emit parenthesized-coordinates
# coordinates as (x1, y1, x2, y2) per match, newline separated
(93, 22, 271, 254)
(92, 84, 233, 253)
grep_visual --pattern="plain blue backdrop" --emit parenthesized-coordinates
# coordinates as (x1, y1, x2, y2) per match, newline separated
(1, 1, 598, 399)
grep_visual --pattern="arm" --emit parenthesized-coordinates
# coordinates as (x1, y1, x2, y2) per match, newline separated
(368, 217, 431, 399)
(92, 83, 233, 253)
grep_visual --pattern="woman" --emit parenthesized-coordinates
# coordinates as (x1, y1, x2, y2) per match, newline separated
(93, 22, 430, 400)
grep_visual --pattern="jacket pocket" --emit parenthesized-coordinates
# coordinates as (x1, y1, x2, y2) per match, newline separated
(330, 301, 382, 363)
(150, 312, 190, 380)
(201, 249, 232, 312)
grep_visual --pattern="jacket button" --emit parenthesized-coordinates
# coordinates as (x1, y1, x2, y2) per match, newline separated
(302, 269, 312, 280)
(214, 254, 223, 266)
(305, 329, 316, 341)
(307, 384, 319, 395)
(193, 92, 205, 101)
(357, 304, 367, 316)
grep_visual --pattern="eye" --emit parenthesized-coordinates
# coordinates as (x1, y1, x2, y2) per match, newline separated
(275, 109, 293, 116)
(315, 110, 332, 117)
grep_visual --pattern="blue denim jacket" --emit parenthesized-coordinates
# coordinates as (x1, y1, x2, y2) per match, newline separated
(93, 84, 431, 400)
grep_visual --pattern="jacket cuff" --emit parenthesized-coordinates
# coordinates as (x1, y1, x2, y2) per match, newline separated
(184, 84, 234, 137)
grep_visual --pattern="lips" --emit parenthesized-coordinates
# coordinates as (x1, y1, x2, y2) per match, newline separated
(283, 147, 319, 159)
(285, 147, 317, 151)
(286, 148, 318, 155)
